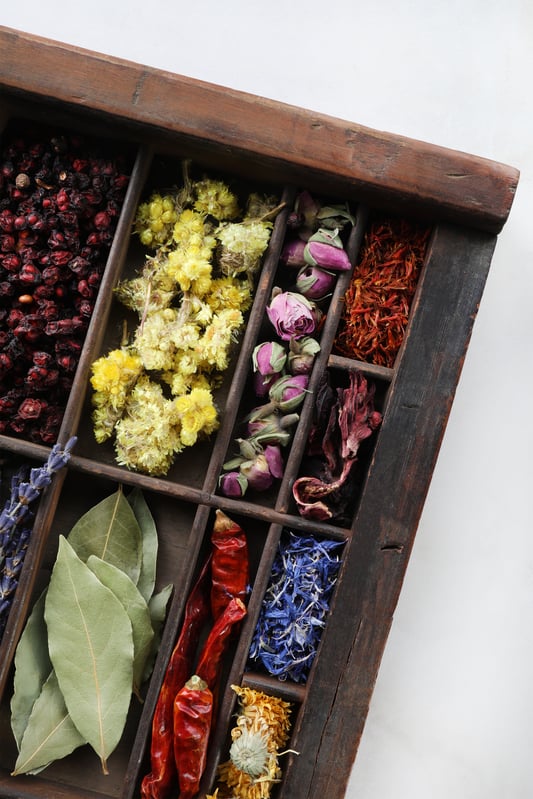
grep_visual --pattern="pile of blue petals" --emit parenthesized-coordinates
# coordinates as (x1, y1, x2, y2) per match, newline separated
(248, 531, 343, 683)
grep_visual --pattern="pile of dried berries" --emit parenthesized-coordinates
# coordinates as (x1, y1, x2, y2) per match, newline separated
(333, 217, 430, 367)
(0, 120, 130, 444)
(248, 532, 343, 683)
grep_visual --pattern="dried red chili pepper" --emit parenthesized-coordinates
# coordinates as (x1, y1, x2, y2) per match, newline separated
(196, 596, 247, 692)
(210, 509, 249, 620)
(140, 555, 212, 799)
(172, 674, 213, 799)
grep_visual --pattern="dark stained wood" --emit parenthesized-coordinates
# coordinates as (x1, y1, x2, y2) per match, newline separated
(281, 225, 497, 798)
(0, 27, 519, 799)
(0, 26, 519, 234)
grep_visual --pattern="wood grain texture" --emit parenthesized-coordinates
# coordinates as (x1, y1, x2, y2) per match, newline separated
(281, 225, 497, 798)
(0, 26, 519, 233)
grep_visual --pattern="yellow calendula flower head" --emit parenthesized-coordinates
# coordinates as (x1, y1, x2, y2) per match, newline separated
(214, 686, 293, 799)
(193, 178, 240, 221)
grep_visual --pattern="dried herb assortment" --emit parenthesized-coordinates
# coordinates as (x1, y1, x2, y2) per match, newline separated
(0, 38, 511, 799)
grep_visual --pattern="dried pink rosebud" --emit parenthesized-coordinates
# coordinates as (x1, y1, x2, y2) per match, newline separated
(253, 341, 287, 376)
(268, 373, 309, 412)
(263, 444, 284, 479)
(304, 228, 351, 272)
(279, 238, 307, 268)
(286, 191, 321, 240)
(296, 264, 337, 301)
(246, 410, 299, 445)
(252, 341, 287, 396)
(240, 444, 284, 491)
(219, 470, 248, 497)
(288, 336, 321, 375)
(266, 290, 322, 341)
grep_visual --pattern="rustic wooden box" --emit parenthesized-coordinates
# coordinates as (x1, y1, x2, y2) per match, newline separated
(0, 25, 519, 799)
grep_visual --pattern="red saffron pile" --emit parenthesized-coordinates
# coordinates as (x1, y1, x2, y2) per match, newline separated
(334, 218, 431, 367)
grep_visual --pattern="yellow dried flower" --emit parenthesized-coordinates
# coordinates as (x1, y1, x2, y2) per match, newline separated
(196, 309, 244, 371)
(113, 376, 183, 475)
(207, 277, 253, 314)
(216, 220, 272, 279)
(172, 208, 214, 247)
(174, 387, 218, 447)
(213, 686, 293, 799)
(133, 192, 179, 249)
(166, 246, 213, 294)
(194, 178, 240, 220)
(90, 348, 142, 398)
(90, 348, 143, 442)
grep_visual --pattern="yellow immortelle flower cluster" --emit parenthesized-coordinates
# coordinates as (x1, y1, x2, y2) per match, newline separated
(209, 685, 293, 799)
(90, 172, 278, 476)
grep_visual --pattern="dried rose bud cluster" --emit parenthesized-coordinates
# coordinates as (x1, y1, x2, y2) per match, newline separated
(219, 191, 354, 498)
(0, 123, 130, 444)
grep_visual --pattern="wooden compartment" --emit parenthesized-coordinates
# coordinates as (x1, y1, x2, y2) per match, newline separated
(0, 25, 519, 799)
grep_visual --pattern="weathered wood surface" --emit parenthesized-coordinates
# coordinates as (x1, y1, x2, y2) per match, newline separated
(0, 26, 519, 233)
(282, 225, 497, 798)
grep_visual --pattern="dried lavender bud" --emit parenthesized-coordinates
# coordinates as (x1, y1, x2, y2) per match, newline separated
(0, 437, 76, 638)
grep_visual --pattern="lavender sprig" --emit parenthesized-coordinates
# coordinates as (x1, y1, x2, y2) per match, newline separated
(0, 437, 76, 638)
(248, 531, 343, 683)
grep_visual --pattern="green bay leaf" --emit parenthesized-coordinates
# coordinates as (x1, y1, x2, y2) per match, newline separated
(12, 670, 85, 776)
(143, 583, 173, 682)
(87, 555, 154, 695)
(10, 591, 51, 750)
(67, 489, 142, 584)
(127, 488, 158, 602)
(44, 536, 134, 774)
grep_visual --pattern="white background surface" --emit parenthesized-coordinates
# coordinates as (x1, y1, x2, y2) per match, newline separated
(2, 3, 532, 797)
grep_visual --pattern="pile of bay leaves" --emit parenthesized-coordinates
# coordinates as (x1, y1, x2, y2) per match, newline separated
(10, 487, 172, 776)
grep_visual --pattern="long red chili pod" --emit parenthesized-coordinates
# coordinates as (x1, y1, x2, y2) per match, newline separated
(210, 509, 249, 620)
(196, 596, 247, 691)
(141, 555, 212, 799)
(173, 674, 213, 799)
